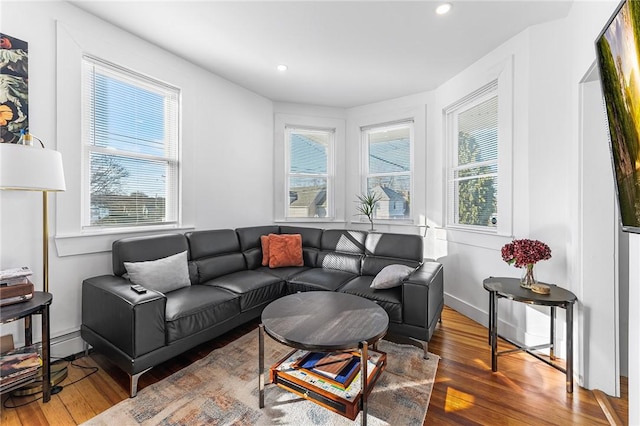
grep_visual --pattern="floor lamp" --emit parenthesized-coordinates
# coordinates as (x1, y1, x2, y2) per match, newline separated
(0, 141, 67, 395)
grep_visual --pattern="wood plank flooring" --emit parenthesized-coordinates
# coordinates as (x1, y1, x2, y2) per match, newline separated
(1, 306, 628, 425)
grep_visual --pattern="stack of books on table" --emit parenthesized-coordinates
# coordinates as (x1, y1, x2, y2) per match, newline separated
(0, 267, 34, 306)
(269, 348, 387, 420)
(297, 351, 361, 389)
(0, 345, 42, 393)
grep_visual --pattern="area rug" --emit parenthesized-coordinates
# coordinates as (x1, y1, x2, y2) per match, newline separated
(84, 330, 439, 426)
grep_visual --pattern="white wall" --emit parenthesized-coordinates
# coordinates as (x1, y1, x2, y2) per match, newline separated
(0, 1, 274, 355)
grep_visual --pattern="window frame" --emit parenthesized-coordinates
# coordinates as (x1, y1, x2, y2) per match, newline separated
(274, 114, 345, 223)
(284, 126, 335, 220)
(81, 55, 181, 231)
(360, 120, 415, 223)
(443, 57, 513, 237)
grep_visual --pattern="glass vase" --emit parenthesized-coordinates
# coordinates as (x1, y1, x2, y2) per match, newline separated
(521, 263, 536, 289)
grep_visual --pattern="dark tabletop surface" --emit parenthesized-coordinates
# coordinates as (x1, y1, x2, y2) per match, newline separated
(483, 277, 577, 306)
(1, 292, 52, 322)
(261, 292, 389, 351)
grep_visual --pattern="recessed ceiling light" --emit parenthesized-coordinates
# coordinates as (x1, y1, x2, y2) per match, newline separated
(277, 64, 288, 72)
(436, 3, 452, 15)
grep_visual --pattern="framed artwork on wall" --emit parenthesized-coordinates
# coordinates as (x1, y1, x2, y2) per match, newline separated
(0, 33, 28, 143)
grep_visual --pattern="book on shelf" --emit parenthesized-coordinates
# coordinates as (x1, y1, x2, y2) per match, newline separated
(297, 351, 361, 388)
(0, 267, 33, 282)
(0, 276, 30, 286)
(0, 281, 34, 306)
(1, 345, 42, 383)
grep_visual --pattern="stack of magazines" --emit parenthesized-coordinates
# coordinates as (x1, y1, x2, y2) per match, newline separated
(0, 267, 34, 306)
(0, 345, 42, 393)
(296, 351, 361, 389)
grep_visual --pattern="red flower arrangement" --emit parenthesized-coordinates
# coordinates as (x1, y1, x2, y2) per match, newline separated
(501, 239, 552, 268)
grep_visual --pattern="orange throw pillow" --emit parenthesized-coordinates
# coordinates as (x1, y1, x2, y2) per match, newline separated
(260, 235, 272, 266)
(268, 234, 304, 268)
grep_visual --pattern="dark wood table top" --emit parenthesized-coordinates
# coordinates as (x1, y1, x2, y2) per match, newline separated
(1, 292, 52, 323)
(483, 277, 577, 307)
(261, 292, 389, 351)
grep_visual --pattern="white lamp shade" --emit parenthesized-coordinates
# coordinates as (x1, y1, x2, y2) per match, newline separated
(0, 143, 66, 191)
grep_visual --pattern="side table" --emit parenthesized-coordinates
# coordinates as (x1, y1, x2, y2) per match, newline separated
(0, 291, 53, 402)
(483, 277, 577, 393)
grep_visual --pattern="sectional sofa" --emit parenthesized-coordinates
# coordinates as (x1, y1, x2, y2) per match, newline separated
(81, 225, 444, 397)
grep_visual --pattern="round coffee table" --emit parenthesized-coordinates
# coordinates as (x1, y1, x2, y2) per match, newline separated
(258, 291, 389, 425)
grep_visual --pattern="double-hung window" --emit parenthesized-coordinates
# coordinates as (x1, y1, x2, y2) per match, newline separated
(446, 82, 499, 230)
(361, 121, 413, 221)
(285, 127, 334, 218)
(82, 56, 180, 229)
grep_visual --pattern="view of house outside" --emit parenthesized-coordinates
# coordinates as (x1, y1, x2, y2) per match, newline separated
(365, 124, 412, 220)
(287, 129, 330, 218)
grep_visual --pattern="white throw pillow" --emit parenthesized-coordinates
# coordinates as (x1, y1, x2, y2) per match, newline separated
(124, 251, 190, 294)
(370, 264, 415, 290)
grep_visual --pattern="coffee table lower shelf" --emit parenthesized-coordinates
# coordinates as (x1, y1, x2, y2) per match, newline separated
(269, 349, 387, 421)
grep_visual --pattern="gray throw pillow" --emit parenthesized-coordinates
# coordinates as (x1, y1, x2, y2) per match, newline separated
(370, 264, 415, 290)
(124, 250, 190, 294)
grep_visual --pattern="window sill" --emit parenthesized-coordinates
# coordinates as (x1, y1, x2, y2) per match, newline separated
(54, 225, 195, 257)
(434, 226, 513, 250)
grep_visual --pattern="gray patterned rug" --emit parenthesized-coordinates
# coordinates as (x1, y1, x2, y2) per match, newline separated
(84, 330, 439, 425)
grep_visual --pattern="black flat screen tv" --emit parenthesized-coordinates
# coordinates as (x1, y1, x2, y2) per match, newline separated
(595, 0, 640, 234)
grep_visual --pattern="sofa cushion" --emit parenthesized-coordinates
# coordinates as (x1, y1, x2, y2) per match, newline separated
(318, 229, 366, 274)
(124, 251, 191, 294)
(112, 233, 189, 277)
(286, 267, 357, 292)
(362, 232, 423, 276)
(164, 285, 241, 343)
(338, 276, 403, 324)
(258, 265, 310, 280)
(204, 270, 284, 312)
(370, 264, 415, 289)
(268, 234, 303, 268)
(236, 225, 280, 270)
(279, 226, 323, 249)
(260, 235, 271, 266)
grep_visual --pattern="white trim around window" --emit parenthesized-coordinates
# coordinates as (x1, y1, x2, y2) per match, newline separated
(443, 56, 513, 237)
(274, 114, 346, 222)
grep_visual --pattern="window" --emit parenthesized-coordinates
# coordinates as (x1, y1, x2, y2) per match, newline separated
(82, 56, 180, 229)
(446, 82, 499, 230)
(361, 121, 413, 221)
(285, 127, 333, 218)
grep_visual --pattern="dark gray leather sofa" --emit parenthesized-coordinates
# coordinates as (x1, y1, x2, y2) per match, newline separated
(81, 226, 444, 397)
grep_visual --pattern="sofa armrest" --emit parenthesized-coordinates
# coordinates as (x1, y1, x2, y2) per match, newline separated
(402, 262, 444, 331)
(82, 275, 167, 358)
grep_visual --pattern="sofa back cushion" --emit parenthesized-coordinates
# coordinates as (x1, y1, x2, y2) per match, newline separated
(362, 232, 423, 276)
(186, 229, 246, 282)
(112, 233, 190, 277)
(279, 226, 322, 267)
(318, 229, 366, 274)
(236, 226, 280, 270)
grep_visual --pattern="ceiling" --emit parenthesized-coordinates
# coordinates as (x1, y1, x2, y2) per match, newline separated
(70, 1, 573, 108)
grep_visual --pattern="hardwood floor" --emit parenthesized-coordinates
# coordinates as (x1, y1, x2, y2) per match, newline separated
(1, 306, 628, 425)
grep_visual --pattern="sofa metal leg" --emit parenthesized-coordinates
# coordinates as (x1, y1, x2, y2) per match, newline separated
(83, 341, 90, 358)
(130, 367, 152, 398)
(409, 338, 429, 360)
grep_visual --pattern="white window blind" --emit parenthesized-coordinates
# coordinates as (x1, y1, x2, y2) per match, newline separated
(285, 127, 333, 219)
(361, 121, 413, 220)
(82, 56, 180, 228)
(447, 84, 498, 229)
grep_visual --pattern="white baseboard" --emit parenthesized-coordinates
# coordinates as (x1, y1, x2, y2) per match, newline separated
(444, 293, 565, 358)
(444, 293, 527, 344)
(50, 330, 85, 359)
